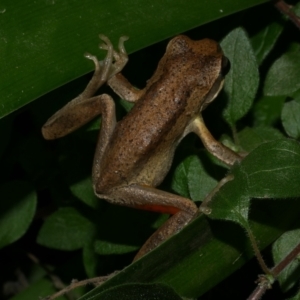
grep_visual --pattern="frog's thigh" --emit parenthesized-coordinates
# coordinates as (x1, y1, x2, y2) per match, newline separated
(114, 184, 197, 260)
(42, 94, 115, 140)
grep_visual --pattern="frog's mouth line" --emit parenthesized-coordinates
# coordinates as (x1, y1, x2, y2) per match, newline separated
(202, 75, 225, 110)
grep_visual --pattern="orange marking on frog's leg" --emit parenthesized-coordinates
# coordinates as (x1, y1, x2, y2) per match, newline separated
(135, 204, 181, 215)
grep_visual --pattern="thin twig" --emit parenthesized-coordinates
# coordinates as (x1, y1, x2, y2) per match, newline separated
(199, 175, 234, 214)
(42, 272, 119, 300)
(272, 241, 300, 276)
(247, 240, 300, 300)
(28, 253, 74, 300)
(246, 227, 272, 276)
(246, 281, 269, 300)
(273, 0, 300, 30)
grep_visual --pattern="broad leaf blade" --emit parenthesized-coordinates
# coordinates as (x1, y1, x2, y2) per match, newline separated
(253, 95, 285, 127)
(208, 168, 250, 228)
(264, 51, 300, 96)
(0, 0, 269, 119)
(238, 126, 284, 152)
(92, 283, 182, 300)
(221, 28, 259, 127)
(281, 96, 300, 139)
(251, 21, 284, 65)
(37, 207, 95, 250)
(241, 139, 300, 198)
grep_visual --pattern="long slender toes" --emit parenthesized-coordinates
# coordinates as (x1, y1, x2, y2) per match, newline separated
(99, 43, 109, 51)
(111, 36, 129, 62)
(98, 34, 113, 50)
(118, 36, 129, 55)
(84, 52, 99, 66)
(98, 38, 114, 82)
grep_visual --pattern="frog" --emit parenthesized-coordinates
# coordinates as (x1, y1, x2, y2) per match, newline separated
(42, 34, 242, 260)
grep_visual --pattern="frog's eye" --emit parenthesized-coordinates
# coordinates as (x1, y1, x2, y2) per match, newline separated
(221, 56, 230, 76)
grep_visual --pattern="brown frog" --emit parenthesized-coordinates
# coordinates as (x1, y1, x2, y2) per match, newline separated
(42, 35, 241, 260)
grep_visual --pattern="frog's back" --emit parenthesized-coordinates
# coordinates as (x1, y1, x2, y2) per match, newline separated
(97, 78, 192, 191)
(96, 36, 224, 192)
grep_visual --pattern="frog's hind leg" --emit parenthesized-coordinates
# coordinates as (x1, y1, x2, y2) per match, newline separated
(42, 35, 128, 140)
(110, 184, 198, 261)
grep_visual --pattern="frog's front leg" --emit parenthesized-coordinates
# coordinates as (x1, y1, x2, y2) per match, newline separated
(42, 35, 129, 140)
(191, 115, 242, 166)
(105, 184, 198, 261)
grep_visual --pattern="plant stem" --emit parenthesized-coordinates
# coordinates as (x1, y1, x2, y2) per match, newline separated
(42, 272, 119, 300)
(273, 0, 300, 30)
(231, 125, 239, 145)
(246, 226, 272, 276)
(246, 283, 268, 300)
(199, 174, 234, 214)
(272, 240, 300, 276)
(247, 240, 300, 300)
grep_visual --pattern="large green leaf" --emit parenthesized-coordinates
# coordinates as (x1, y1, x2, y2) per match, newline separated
(0, 0, 269, 119)
(90, 283, 182, 300)
(78, 198, 300, 299)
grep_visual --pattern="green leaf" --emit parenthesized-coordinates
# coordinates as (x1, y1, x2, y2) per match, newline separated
(238, 126, 284, 152)
(187, 154, 219, 202)
(0, 181, 37, 249)
(281, 97, 300, 139)
(221, 27, 259, 127)
(91, 283, 182, 300)
(70, 176, 98, 209)
(209, 139, 300, 227)
(253, 95, 285, 127)
(37, 207, 95, 250)
(251, 21, 283, 65)
(272, 228, 300, 293)
(171, 156, 191, 199)
(264, 50, 300, 96)
(83, 242, 99, 278)
(207, 167, 250, 228)
(0, 0, 269, 119)
(240, 139, 300, 198)
(120, 98, 134, 113)
(172, 154, 221, 202)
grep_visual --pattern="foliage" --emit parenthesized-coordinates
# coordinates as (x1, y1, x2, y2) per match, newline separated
(1, 0, 300, 299)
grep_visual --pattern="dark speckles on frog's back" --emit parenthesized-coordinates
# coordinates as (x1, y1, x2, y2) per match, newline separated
(97, 77, 190, 191)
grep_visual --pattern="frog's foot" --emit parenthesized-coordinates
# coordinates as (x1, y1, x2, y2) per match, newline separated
(81, 35, 129, 98)
(98, 34, 129, 77)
